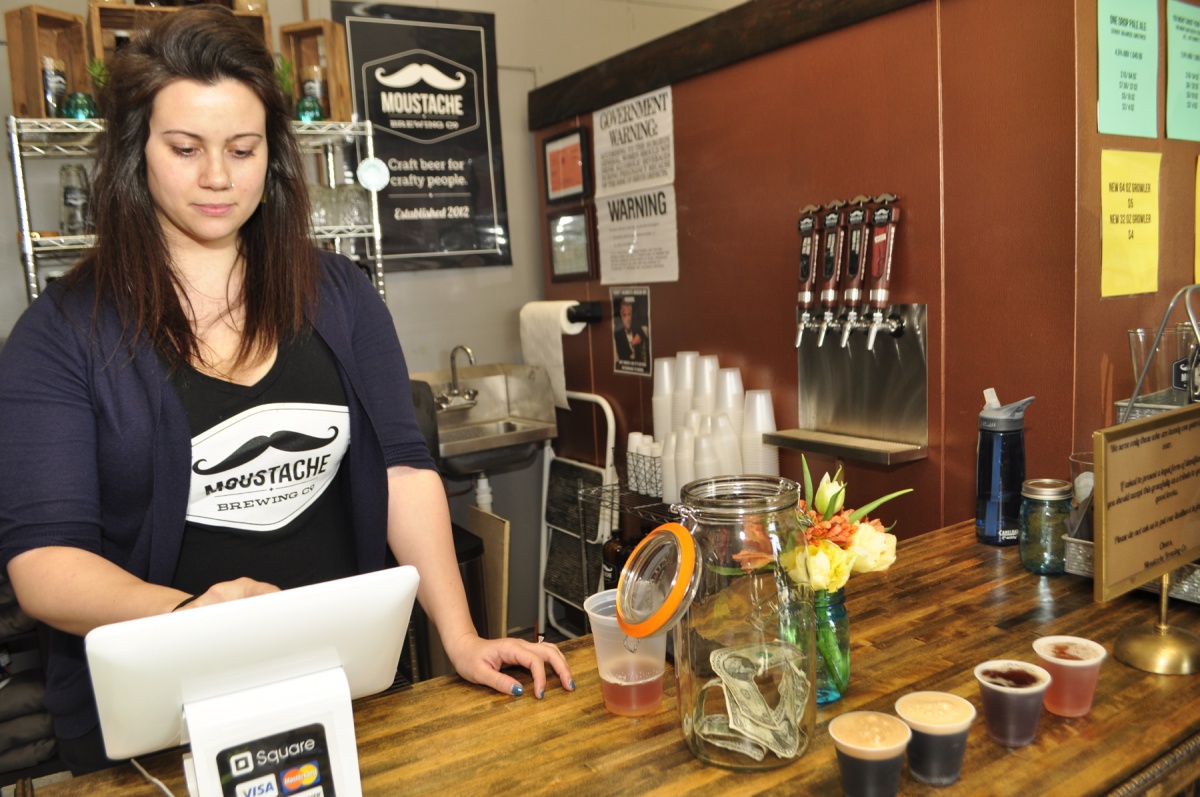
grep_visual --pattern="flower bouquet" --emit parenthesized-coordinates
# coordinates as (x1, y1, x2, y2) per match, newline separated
(780, 457, 911, 700)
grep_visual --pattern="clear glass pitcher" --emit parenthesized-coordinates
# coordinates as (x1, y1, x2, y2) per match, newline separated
(616, 475, 816, 770)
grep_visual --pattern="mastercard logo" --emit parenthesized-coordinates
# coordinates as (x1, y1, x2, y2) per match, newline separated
(281, 762, 320, 792)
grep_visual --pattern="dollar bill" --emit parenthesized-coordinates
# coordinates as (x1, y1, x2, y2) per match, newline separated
(707, 642, 810, 759)
(696, 713, 767, 761)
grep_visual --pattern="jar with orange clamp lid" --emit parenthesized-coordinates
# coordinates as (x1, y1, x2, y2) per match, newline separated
(616, 475, 816, 770)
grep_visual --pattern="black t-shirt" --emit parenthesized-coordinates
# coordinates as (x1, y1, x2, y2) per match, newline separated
(169, 329, 358, 593)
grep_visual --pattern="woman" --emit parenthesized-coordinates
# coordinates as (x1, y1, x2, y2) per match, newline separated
(0, 6, 571, 774)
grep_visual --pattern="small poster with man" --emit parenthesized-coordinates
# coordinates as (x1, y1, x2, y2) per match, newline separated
(612, 287, 652, 376)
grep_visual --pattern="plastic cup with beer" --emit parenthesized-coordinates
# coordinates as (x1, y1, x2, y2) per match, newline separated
(1032, 636, 1106, 717)
(828, 711, 911, 797)
(974, 660, 1051, 747)
(895, 691, 976, 786)
(583, 589, 666, 717)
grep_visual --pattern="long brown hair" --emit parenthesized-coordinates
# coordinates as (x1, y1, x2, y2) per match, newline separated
(66, 5, 316, 371)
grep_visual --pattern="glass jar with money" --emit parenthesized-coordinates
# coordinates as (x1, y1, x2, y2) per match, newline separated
(616, 476, 816, 770)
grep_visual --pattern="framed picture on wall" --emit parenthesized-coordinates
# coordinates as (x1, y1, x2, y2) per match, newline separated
(543, 128, 590, 203)
(548, 205, 596, 282)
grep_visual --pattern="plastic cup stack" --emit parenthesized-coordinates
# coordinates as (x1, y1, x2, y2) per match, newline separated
(741, 390, 779, 475)
(652, 357, 675, 443)
(683, 409, 703, 434)
(713, 413, 743, 475)
(647, 441, 663, 497)
(692, 355, 720, 415)
(675, 427, 696, 492)
(693, 434, 719, 480)
(660, 431, 677, 503)
(715, 367, 745, 436)
(672, 352, 699, 432)
(627, 432, 644, 493)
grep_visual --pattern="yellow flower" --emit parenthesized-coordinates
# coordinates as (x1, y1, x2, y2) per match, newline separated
(805, 540, 857, 593)
(847, 521, 897, 574)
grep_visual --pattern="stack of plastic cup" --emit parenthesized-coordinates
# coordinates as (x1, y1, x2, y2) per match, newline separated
(672, 352, 699, 432)
(660, 431, 677, 503)
(713, 413, 743, 475)
(675, 427, 695, 491)
(627, 432, 644, 493)
(693, 434, 719, 480)
(741, 390, 779, 475)
(652, 358, 675, 443)
(692, 355, 719, 414)
(715, 367, 745, 436)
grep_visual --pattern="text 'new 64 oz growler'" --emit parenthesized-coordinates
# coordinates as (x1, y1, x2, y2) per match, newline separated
(616, 476, 816, 771)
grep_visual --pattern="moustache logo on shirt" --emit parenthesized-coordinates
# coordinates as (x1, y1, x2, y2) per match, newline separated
(193, 428, 340, 475)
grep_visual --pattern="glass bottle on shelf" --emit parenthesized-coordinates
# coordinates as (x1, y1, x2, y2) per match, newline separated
(301, 63, 328, 119)
(60, 165, 90, 236)
(42, 57, 66, 118)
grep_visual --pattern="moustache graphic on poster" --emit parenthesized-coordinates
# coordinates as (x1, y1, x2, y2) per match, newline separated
(340, 5, 511, 270)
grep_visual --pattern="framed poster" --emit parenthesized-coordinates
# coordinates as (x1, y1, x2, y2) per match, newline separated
(548, 205, 595, 282)
(543, 128, 590, 203)
(336, 3, 510, 270)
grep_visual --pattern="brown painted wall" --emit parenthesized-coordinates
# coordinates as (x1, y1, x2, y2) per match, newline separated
(534, 0, 1199, 539)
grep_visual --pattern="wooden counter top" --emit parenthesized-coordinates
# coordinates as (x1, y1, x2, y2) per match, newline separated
(34, 522, 1200, 795)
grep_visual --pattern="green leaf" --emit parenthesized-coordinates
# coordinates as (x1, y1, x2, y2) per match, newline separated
(801, 454, 813, 509)
(822, 485, 846, 521)
(708, 565, 754, 576)
(846, 488, 914, 524)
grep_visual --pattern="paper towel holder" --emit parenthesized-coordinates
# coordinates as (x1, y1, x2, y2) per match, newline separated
(566, 301, 602, 325)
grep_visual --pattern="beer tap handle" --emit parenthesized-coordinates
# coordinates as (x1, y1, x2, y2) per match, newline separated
(816, 199, 847, 347)
(839, 195, 872, 347)
(795, 204, 821, 347)
(866, 193, 900, 350)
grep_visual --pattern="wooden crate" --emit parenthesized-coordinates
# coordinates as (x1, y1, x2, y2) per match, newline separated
(87, 4, 271, 65)
(5, 5, 88, 117)
(280, 19, 351, 122)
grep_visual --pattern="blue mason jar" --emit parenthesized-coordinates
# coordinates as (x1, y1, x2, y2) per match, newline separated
(1018, 479, 1072, 574)
(814, 589, 849, 704)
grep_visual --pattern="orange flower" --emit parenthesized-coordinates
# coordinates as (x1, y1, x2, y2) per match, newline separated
(731, 519, 777, 574)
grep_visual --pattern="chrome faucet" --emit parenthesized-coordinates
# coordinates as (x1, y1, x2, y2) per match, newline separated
(437, 345, 477, 411)
(450, 345, 475, 395)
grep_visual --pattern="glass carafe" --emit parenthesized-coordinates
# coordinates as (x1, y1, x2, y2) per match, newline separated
(617, 475, 816, 770)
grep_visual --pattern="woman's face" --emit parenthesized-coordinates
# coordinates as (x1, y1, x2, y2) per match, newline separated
(144, 78, 268, 255)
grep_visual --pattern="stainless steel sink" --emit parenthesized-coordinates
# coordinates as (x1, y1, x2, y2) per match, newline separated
(409, 363, 557, 477)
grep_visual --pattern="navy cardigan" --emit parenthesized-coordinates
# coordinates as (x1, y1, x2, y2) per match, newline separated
(0, 250, 434, 737)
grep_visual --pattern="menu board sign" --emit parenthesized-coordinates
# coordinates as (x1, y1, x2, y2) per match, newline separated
(1093, 403, 1200, 601)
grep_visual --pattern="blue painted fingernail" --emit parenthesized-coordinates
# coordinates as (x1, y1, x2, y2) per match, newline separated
(569, 680, 576, 690)
(538, 689, 545, 699)
(511, 684, 523, 696)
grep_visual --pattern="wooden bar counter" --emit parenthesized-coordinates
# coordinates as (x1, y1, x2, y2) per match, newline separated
(33, 522, 1200, 795)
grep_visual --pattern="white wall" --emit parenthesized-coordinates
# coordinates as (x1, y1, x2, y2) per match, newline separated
(0, 0, 742, 634)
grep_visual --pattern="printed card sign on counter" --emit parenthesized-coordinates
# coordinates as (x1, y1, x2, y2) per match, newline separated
(592, 87, 674, 198)
(1093, 403, 1200, 602)
(338, 4, 510, 270)
(597, 186, 679, 284)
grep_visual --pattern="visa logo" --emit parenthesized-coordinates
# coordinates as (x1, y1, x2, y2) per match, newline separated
(235, 773, 279, 797)
(282, 762, 321, 793)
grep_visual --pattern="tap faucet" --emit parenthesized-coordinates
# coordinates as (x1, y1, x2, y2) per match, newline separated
(449, 345, 475, 396)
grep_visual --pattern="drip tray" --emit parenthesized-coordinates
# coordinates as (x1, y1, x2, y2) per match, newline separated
(764, 429, 927, 465)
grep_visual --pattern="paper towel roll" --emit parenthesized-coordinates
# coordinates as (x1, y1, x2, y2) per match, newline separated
(519, 301, 586, 410)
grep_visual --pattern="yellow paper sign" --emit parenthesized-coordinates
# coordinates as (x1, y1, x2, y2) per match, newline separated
(1101, 149, 1162, 296)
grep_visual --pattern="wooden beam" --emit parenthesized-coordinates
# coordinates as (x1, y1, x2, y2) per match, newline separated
(528, 0, 927, 130)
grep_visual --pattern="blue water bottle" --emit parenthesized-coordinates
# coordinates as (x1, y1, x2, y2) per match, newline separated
(976, 390, 1035, 546)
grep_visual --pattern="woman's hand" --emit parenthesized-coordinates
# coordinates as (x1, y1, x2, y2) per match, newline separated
(175, 577, 280, 611)
(444, 632, 574, 699)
